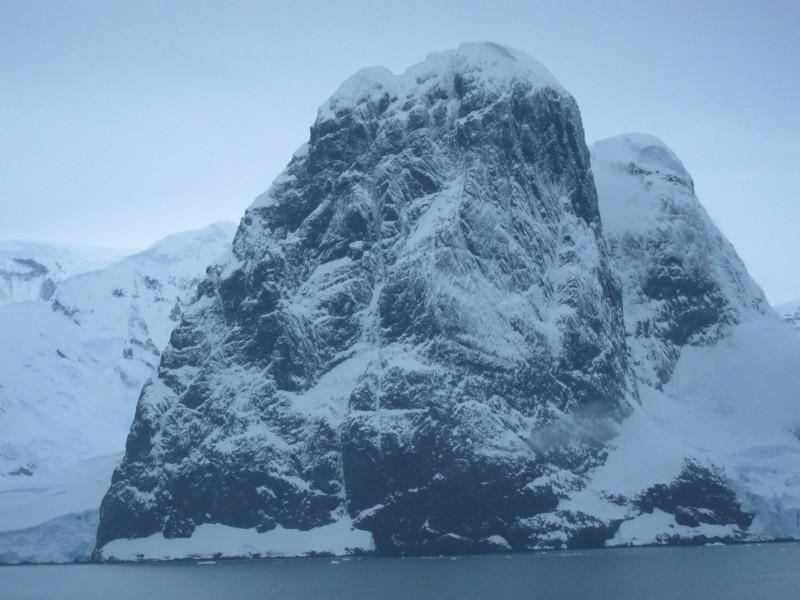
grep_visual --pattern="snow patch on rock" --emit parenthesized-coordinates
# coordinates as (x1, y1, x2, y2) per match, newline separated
(610, 509, 738, 546)
(98, 516, 374, 561)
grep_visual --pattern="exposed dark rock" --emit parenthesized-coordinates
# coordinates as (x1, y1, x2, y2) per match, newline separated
(635, 461, 753, 531)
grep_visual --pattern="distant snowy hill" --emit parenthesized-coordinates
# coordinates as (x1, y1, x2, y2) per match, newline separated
(777, 300, 800, 331)
(0, 241, 131, 306)
(0, 222, 236, 563)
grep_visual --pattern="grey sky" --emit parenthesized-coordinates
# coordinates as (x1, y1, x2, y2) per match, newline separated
(1, 0, 798, 303)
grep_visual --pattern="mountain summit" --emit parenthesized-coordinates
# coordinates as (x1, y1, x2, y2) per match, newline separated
(315, 42, 564, 123)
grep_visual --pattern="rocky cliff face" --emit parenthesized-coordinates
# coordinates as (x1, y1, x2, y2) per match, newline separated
(590, 134, 770, 387)
(96, 43, 636, 556)
(0, 256, 60, 304)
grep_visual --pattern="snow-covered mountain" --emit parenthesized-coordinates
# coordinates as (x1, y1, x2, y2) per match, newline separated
(0, 241, 130, 306)
(96, 42, 638, 558)
(0, 222, 235, 563)
(93, 43, 800, 562)
(92, 45, 799, 561)
(777, 300, 800, 331)
(5, 42, 795, 564)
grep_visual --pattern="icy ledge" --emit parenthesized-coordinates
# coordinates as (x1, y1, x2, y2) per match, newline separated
(96, 516, 374, 561)
(609, 509, 739, 547)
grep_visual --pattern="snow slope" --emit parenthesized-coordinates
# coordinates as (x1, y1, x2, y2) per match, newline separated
(0, 241, 131, 306)
(560, 316, 800, 546)
(0, 222, 235, 563)
(100, 516, 373, 561)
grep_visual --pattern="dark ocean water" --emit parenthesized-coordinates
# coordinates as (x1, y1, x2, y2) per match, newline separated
(2, 543, 799, 600)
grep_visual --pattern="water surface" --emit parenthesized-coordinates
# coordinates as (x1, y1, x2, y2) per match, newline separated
(2, 543, 798, 599)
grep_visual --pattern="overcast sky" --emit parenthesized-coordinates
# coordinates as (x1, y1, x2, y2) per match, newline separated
(1, 1, 797, 303)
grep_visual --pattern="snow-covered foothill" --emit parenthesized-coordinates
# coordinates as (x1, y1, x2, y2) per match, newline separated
(0, 222, 236, 564)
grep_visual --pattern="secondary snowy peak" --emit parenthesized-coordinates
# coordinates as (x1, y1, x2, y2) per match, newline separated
(316, 42, 564, 124)
(0, 241, 130, 306)
(132, 221, 236, 266)
(592, 133, 691, 185)
(578, 135, 800, 547)
(591, 133, 770, 386)
(97, 44, 634, 558)
(0, 222, 235, 563)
